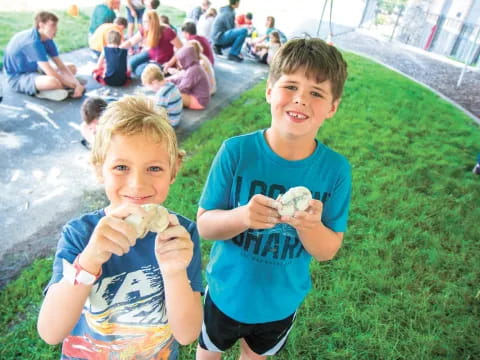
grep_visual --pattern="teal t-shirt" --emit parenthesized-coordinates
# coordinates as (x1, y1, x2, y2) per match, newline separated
(89, 4, 116, 34)
(199, 130, 351, 323)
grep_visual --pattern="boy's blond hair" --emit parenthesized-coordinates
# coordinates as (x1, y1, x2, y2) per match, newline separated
(92, 95, 184, 179)
(268, 38, 348, 101)
(106, 30, 121, 46)
(141, 64, 164, 84)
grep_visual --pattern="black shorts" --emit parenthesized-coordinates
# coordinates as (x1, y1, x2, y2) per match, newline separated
(198, 291, 296, 356)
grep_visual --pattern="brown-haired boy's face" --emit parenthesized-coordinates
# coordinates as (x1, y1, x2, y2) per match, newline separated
(38, 20, 57, 40)
(266, 68, 339, 140)
(97, 133, 174, 210)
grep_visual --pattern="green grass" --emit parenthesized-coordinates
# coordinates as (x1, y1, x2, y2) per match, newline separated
(1, 52, 480, 359)
(0, 5, 185, 69)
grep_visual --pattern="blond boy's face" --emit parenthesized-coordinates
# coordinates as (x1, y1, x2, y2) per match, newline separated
(266, 68, 339, 140)
(97, 132, 174, 209)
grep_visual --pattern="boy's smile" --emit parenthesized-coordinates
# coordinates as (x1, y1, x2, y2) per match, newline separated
(98, 132, 175, 210)
(266, 68, 339, 140)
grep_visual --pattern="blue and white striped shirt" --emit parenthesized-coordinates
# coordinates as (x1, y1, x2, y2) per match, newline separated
(155, 82, 183, 127)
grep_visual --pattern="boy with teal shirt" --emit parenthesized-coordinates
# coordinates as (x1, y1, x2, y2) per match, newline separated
(196, 38, 351, 359)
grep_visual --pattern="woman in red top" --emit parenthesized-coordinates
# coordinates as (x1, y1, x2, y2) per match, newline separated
(121, 10, 182, 77)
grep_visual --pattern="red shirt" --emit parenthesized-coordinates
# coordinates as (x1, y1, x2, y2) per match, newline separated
(236, 14, 252, 26)
(187, 34, 214, 65)
(142, 26, 177, 64)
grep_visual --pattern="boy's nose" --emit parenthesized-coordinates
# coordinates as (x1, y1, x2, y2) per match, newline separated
(294, 97, 306, 106)
(128, 170, 145, 188)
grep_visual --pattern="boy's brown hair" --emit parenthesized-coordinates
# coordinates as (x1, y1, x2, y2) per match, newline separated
(141, 64, 164, 84)
(113, 16, 128, 28)
(34, 11, 58, 28)
(107, 30, 121, 46)
(81, 97, 108, 125)
(149, 0, 160, 9)
(268, 38, 348, 101)
(91, 95, 184, 179)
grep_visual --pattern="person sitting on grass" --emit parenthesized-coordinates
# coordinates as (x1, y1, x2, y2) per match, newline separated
(167, 46, 211, 110)
(160, 14, 178, 34)
(211, 0, 248, 62)
(181, 21, 214, 65)
(92, 30, 130, 86)
(187, 39, 216, 95)
(253, 30, 282, 65)
(3, 11, 84, 101)
(79, 97, 108, 149)
(197, 7, 217, 40)
(89, 0, 121, 36)
(37, 95, 203, 359)
(88, 16, 127, 57)
(195, 38, 351, 360)
(141, 64, 183, 127)
(121, 10, 183, 78)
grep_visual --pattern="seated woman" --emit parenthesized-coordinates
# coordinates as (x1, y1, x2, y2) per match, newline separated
(121, 10, 182, 77)
(247, 16, 286, 57)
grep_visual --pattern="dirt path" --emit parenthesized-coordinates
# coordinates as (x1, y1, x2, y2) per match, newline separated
(333, 28, 480, 123)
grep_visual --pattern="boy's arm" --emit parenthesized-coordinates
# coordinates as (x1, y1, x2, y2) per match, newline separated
(49, 56, 84, 98)
(197, 194, 280, 240)
(155, 215, 202, 344)
(96, 51, 105, 69)
(37, 206, 140, 345)
(37, 275, 98, 345)
(120, 32, 142, 48)
(282, 200, 344, 261)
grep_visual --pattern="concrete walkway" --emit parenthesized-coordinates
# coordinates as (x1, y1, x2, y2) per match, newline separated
(0, 49, 268, 286)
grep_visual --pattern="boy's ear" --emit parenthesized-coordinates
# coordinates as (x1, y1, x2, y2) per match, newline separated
(265, 82, 272, 104)
(326, 98, 341, 119)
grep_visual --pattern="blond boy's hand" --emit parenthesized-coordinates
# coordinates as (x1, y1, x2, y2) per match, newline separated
(280, 199, 323, 232)
(242, 194, 280, 229)
(155, 214, 194, 276)
(80, 204, 144, 273)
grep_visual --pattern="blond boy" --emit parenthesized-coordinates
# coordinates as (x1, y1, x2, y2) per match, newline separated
(142, 64, 183, 127)
(38, 95, 203, 359)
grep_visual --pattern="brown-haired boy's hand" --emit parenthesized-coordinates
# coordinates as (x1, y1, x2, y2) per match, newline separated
(242, 194, 281, 230)
(280, 199, 323, 232)
(155, 214, 194, 276)
(79, 204, 145, 274)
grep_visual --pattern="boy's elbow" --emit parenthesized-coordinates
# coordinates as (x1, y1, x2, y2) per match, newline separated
(38, 325, 64, 346)
(37, 316, 66, 345)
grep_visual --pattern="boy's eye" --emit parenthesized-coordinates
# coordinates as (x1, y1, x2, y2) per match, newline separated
(285, 85, 297, 91)
(311, 91, 323, 98)
(114, 165, 128, 171)
(148, 166, 162, 172)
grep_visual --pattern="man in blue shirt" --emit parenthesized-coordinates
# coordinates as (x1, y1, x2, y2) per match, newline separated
(3, 11, 85, 101)
(211, 0, 248, 62)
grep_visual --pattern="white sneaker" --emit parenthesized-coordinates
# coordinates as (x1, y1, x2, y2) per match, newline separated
(35, 89, 69, 101)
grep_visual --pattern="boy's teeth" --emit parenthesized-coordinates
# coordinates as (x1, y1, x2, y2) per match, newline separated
(287, 111, 307, 119)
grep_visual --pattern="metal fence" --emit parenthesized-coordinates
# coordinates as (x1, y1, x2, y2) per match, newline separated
(396, 9, 480, 65)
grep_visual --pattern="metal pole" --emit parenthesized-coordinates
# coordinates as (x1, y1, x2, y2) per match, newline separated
(456, 27, 480, 88)
(389, 5, 404, 42)
(316, 0, 329, 37)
